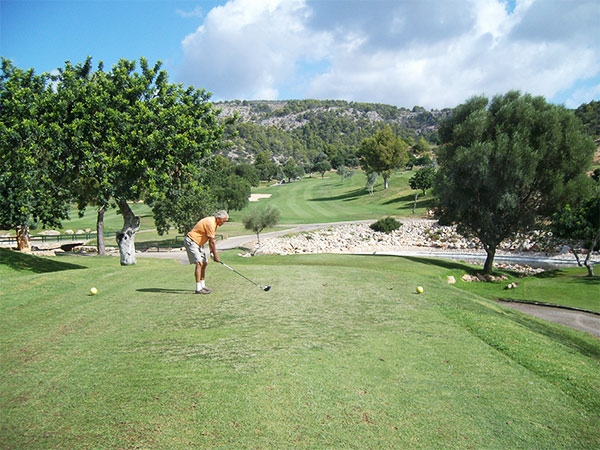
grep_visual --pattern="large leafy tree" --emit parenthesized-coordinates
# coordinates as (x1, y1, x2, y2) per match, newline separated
(56, 57, 223, 264)
(52, 58, 113, 254)
(151, 180, 217, 235)
(435, 91, 595, 273)
(0, 59, 71, 250)
(359, 126, 408, 189)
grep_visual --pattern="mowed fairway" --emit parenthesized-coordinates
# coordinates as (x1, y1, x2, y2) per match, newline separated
(230, 170, 435, 224)
(1, 249, 599, 448)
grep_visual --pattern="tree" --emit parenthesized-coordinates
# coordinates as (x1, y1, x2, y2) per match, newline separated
(52, 58, 114, 254)
(56, 57, 223, 264)
(574, 100, 600, 139)
(230, 163, 260, 187)
(414, 136, 430, 153)
(359, 126, 408, 189)
(242, 206, 280, 253)
(283, 158, 300, 182)
(254, 150, 279, 181)
(434, 91, 596, 274)
(151, 181, 218, 235)
(313, 160, 331, 177)
(0, 59, 71, 250)
(213, 174, 251, 212)
(192, 155, 251, 213)
(337, 166, 355, 183)
(331, 154, 345, 170)
(365, 171, 378, 196)
(551, 181, 600, 276)
(409, 167, 435, 214)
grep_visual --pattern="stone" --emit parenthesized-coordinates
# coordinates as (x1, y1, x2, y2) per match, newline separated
(39, 230, 60, 236)
(446, 275, 456, 284)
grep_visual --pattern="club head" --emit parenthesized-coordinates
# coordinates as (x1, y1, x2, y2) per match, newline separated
(263, 286, 271, 292)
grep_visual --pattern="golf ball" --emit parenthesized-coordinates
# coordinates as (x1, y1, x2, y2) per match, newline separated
(416, 286, 424, 294)
(90, 287, 98, 295)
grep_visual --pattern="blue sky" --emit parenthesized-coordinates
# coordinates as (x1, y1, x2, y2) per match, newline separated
(1, 0, 599, 109)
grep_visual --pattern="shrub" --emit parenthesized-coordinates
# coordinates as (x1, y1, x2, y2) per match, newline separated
(370, 217, 402, 233)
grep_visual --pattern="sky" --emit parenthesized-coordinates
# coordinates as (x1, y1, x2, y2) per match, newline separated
(1, 0, 599, 110)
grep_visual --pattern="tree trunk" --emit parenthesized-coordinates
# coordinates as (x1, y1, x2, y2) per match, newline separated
(483, 246, 496, 274)
(97, 205, 106, 255)
(583, 234, 598, 277)
(570, 248, 582, 267)
(383, 176, 389, 189)
(16, 225, 31, 251)
(584, 258, 595, 277)
(252, 231, 261, 256)
(115, 199, 140, 265)
(412, 192, 419, 215)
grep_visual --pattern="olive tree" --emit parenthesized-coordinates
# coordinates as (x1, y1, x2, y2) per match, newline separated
(242, 205, 280, 253)
(434, 91, 595, 274)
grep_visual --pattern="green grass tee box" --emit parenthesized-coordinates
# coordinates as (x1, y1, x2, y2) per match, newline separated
(1, 250, 599, 448)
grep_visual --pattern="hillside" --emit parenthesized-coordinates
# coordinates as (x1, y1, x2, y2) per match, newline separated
(215, 99, 451, 163)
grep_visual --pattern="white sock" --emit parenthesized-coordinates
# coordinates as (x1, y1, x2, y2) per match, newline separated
(196, 282, 202, 291)
(201, 280, 205, 289)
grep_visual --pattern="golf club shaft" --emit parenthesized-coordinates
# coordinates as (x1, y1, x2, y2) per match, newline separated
(220, 262, 264, 289)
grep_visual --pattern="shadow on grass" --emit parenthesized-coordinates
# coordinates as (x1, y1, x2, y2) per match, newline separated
(137, 288, 192, 294)
(395, 255, 482, 273)
(309, 188, 367, 202)
(533, 269, 600, 285)
(136, 239, 182, 250)
(0, 248, 87, 273)
(383, 194, 414, 205)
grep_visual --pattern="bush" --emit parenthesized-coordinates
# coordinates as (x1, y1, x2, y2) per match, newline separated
(370, 217, 402, 233)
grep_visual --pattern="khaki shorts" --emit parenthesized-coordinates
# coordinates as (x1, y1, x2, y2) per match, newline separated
(184, 236, 208, 264)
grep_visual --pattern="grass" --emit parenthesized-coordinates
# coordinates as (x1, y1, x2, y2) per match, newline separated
(229, 170, 435, 224)
(57, 203, 156, 233)
(1, 249, 599, 448)
(419, 257, 600, 313)
(2, 170, 423, 250)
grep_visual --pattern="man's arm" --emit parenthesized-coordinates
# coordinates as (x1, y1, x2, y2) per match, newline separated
(208, 237, 220, 263)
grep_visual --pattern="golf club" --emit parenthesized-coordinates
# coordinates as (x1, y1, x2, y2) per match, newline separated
(219, 261, 271, 291)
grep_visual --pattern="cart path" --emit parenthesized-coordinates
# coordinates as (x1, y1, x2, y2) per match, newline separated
(498, 301, 600, 338)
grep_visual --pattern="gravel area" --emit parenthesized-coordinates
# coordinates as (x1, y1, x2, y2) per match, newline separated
(253, 220, 599, 268)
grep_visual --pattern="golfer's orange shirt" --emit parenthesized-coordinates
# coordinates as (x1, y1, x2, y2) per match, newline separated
(187, 216, 217, 246)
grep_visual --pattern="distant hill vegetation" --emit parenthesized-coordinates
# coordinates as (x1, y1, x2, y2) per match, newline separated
(215, 98, 600, 167)
(215, 99, 451, 164)
(575, 100, 600, 140)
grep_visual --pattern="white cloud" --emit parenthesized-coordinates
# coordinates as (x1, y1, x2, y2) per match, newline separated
(179, 0, 330, 100)
(177, 0, 600, 108)
(176, 6, 204, 19)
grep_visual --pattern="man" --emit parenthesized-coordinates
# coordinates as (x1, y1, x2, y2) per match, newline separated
(184, 210, 228, 294)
